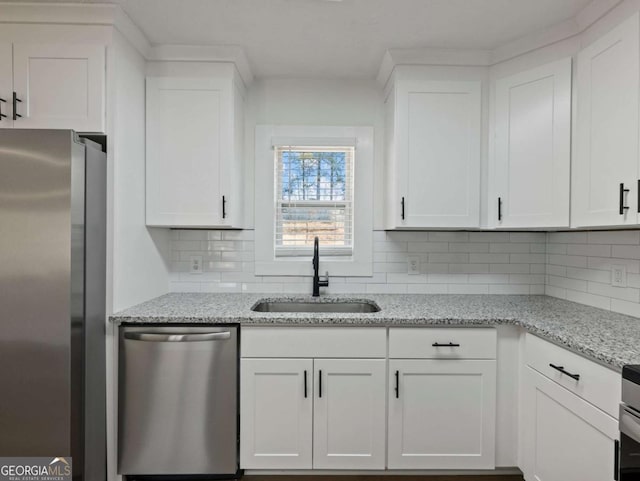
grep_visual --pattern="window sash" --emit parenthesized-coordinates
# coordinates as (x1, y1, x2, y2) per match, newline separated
(274, 145, 354, 256)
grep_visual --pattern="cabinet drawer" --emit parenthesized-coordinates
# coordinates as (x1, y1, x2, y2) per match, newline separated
(389, 328, 496, 359)
(241, 327, 386, 358)
(525, 334, 620, 418)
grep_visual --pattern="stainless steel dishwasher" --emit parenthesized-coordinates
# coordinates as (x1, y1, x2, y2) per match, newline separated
(118, 325, 239, 477)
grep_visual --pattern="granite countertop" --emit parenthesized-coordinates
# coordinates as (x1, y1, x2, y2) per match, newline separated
(110, 293, 640, 370)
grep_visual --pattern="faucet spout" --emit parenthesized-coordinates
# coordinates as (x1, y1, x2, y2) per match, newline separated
(312, 236, 329, 297)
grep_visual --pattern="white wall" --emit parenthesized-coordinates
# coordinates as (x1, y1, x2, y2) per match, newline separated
(110, 31, 170, 313)
(244, 77, 386, 229)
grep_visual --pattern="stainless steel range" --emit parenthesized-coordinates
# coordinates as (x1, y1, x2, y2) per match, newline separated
(619, 365, 640, 480)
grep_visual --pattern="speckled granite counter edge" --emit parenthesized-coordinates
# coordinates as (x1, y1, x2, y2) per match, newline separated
(110, 294, 640, 370)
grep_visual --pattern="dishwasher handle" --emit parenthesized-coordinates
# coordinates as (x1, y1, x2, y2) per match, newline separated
(124, 331, 232, 342)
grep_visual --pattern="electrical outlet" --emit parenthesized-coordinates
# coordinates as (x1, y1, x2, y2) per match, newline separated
(407, 256, 420, 275)
(190, 255, 203, 274)
(612, 264, 627, 287)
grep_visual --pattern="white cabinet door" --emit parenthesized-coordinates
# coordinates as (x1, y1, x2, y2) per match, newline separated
(573, 13, 640, 227)
(522, 367, 618, 481)
(493, 58, 572, 228)
(146, 76, 231, 227)
(0, 44, 12, 128)
(240, 358, 313, 469)
(396, 80, 481, 228)
(313, 359, 386, 469)
(388, 359, 496, 469)
(12, 43, 105, 132)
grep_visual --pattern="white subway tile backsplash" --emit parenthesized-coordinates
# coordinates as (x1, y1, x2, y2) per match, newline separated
(449, 284, 489, 294)
(428, 232, 469, 242)
(548, 232, 588, 244)
(470, 253, 510, 263)
(587, 230, 640, 245)
(546, 230, 640, 317)
(564, 289, 611, 310)
(429, 253, 469, 264)
(612, 245, 640, 259)
(566, 243, 611, 257)
(489, 243, 530, 254)
(167, 229, 640, 318)
(408, 242, 449, 253)
(489, 284, 531, 294)
(469, 232, 510, 242)
(407, 284, 449, 294)
(449, 243, 490, 253)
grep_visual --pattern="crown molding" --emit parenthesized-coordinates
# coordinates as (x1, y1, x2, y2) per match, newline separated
(376, 48, 492, 87)
(147, 44, 254, 87)
(377, 0, 625, 86)
(0, 2, 253, 84)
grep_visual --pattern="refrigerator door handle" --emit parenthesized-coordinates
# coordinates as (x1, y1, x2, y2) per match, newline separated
(124, 331, 231, 342)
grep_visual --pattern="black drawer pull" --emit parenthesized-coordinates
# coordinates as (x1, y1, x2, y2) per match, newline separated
(498, 197, 502, 221)
(401, 197, 405, 220)
(12, 92, 22, 120)
(549, 363, 580, 381)
(318, 369, 322, 398)
(620, 183, 630, 215)
(0, 97, 6, 119)
(222, 195, 227, 219)
(303, 370, 308, 398)
(394, 370, 399, 399)
(432, 342, 460, 347)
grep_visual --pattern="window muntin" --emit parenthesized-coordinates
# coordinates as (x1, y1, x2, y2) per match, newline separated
(275, 146, 354, 256)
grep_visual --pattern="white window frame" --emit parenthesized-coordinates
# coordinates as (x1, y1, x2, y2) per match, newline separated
(255, 125, 374, 277)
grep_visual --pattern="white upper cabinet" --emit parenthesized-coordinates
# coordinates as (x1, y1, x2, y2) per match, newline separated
(573, 13, 640, 227)
(0, 43, 105, 132)
(145, 72, 244, 228)
(12, 44, 105, 131)
(385, 75, 482, 229)
(491, 58, 572, 228)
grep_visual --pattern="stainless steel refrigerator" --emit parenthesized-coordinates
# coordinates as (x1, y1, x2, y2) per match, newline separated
(0, 130, 107, 481)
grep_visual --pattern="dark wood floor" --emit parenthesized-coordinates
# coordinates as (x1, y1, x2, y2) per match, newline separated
(244, 476, 523, 481)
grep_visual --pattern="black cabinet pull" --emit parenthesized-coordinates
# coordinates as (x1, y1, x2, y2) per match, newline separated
(0, 97, 6, 119)
(549, 363, 580, 381)
(303, 370, 308, 398)
(620, 183, 630, 215)
(222, 195, 227, 219)
(394, 370, 399, 399)
(12, 92, 21, 120)
(432, 342, 460, 347)
(498, 197, 502, 221)
(401, 197, 405, 220)
(637, 180, 640, 213)
(614, 439, 620, 481)
(318, 369, 322, 398)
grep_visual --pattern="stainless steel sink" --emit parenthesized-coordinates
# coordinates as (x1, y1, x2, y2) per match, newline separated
(251, 300, 381, 313)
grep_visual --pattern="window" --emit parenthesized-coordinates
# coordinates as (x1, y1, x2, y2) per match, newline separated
(275, 146, 354, 257)
(255, 125, 373, 277)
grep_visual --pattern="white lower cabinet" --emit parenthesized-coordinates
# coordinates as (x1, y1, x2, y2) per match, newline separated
(240, 358, 386, 470)
(313, 359, 386, 469)
(240, 358, 313, 469)
(522, 367, 618, 481)
(388, 359, 497, 469)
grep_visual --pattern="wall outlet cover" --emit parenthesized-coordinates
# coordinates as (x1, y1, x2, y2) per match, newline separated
(611, 264, 627, 287)
(190, 255, 203, 274)
(407, 256, 420, 275)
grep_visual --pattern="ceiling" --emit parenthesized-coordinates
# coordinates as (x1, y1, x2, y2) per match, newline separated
(24, 0, 594, 78)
